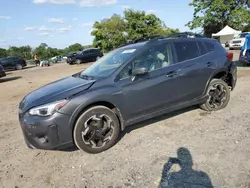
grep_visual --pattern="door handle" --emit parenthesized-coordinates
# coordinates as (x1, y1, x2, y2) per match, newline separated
(166, 70, 178, 78)
(206, 62, 214, 67)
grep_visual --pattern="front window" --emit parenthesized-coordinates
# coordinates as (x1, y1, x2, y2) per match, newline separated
(235, 33, 248, 39)
(118, 43, 173, 80)
(80, 47, 138, 78)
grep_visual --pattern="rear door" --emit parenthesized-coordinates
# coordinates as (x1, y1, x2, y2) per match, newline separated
(88, 49, 100, 61)
(89, 49, 97, 61)
(82, 50, 92, 62)
(172, 40, 215, 103)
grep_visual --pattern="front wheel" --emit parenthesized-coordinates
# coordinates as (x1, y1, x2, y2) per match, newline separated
(200, 79, 230, 111)
(73, 106, 120, 154)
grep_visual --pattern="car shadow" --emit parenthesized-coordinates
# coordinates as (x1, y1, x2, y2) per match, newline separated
(23, 65, 37, 70)
(119, 106, 198, 142)
(58, 106, 198, 153)
(0, 76, 22, 82)
(158, 147, 214, 188)
(235, 61, 249, 67)
(5, 65, 37, 72)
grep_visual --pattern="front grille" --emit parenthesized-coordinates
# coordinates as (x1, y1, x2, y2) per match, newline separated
(233, 40, 241, 44)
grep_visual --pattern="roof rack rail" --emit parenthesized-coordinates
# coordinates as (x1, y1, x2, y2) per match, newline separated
(117, 32, 205, 48)
(164, 32, 205, 38)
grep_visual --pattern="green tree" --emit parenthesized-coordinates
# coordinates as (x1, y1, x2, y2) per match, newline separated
(91, 10, 179, 52)
(91, 14, 127, 52)
(0, 48, 8, 58)
(46, 47, 60, 58)
(124, 9, 169, 40)
(34, 43, 48, 59)
(7, 45, 32, 59)
(68, 43, 83, 52)
(187, 0, 250, 37)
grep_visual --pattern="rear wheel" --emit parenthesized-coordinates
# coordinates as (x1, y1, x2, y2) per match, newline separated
(200, 79, 230, 111)
(76, 59, 81, 65)
(15, 64, 23, 70)
(96, 56, 100, 61)
(73, 106, 120, 153)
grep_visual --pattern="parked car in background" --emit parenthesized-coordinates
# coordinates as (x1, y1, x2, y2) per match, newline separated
(18, 33, 237, 154)
(0, 64, 6, 78)
(0, 56, 27, 70)
(67, 48, 103, 64)
(239, 50, 250, 65)
(229, 32, 250, 50)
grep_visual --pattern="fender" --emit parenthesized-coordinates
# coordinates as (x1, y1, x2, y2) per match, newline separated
(202, 67, 228, 95)
(68, 88, 125, 132)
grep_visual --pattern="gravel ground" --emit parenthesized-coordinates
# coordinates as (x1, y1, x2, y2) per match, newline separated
(0, 57, 250, 188)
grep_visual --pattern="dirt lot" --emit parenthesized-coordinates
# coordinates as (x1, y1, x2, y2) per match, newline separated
(1, 57, 250, 188)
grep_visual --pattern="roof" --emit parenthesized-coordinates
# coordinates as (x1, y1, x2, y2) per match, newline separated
(119, 41, 147, 50)
(212, 25, 241, 36)
(81, 48, 99, 52)
(118, 32, 206, 49)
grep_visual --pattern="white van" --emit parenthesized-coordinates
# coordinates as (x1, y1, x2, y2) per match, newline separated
(229, 32, 250, 50)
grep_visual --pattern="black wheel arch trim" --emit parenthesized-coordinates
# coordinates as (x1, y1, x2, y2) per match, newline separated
(203, 68, 229, 95)
(69, 100, 125, 133)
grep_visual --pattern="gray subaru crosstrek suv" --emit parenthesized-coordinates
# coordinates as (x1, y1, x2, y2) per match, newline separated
(19, 33, 237, 153)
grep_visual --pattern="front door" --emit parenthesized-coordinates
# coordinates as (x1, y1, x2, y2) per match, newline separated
(116, 42, 182, 122)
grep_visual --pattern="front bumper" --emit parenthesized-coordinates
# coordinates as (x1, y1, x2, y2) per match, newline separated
(229, 43, 243, 49)
(19, 112, 74, 150)
(66, 58, 75, 64)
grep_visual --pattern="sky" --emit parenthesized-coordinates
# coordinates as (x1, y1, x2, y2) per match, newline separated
(0, 0, 197, 49)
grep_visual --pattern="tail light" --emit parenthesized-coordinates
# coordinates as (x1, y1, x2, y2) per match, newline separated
(226, 52, 233, 61)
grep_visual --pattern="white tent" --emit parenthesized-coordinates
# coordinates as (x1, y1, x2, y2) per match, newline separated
(212, 25, 241, 45)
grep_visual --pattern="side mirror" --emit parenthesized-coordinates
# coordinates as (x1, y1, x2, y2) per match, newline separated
(131, 67, 148, 76)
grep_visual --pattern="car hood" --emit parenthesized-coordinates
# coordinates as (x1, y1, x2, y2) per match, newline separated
(20, 75, 95, 112)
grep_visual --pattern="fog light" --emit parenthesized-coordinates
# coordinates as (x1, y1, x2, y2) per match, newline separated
(38, 136, 48, 144)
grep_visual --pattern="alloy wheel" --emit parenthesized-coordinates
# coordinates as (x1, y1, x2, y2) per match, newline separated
(207, 83, 227, 109)
(81, 114, 114, 148)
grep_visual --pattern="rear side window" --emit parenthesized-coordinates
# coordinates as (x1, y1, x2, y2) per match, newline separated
(0, 58, 8, 63)
(90, 49, 97, 54)
(174, 41, 200, 62)
(198, 41, 207, 55)
(204, 42, 214, 52)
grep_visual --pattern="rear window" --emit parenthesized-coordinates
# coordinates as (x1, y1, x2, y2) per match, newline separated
(204, 42, 214, 52)
(198, 41, 207, 55)
(174, 41, 200, 62)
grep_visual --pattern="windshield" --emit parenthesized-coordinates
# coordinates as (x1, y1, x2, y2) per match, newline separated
(237, 33, 248, 38)
(80, 47, 138, 78)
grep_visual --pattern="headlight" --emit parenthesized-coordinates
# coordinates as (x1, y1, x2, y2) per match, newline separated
(28, 100, 68, 117)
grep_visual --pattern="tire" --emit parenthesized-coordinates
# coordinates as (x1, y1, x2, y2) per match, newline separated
(200, 79, 230, 111)
(15, 64, 23, 70)
(76, 59, 81, 65)
(73, 106, 120, 154)
(96, 56, 100, 61)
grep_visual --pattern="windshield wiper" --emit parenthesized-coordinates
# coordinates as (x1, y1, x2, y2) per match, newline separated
(79, 74, 95, 80)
